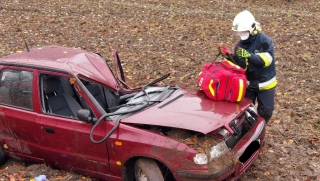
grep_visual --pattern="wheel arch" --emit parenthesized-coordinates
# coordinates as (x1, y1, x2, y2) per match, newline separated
(121, 156, 175, 181)
(0, 146, 8, 166)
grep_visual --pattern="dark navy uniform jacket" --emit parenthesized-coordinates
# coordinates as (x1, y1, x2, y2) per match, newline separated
(234, 33, 277, 91)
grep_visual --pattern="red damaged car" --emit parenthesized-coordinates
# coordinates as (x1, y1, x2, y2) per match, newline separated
(0, 46, 265, 181)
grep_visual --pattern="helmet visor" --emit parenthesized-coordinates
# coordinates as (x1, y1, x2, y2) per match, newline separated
(234, 31, 250, 40)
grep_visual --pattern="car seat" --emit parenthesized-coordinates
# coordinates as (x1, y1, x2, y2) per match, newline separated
(56, 77, 75, 98)
(43, 76, 82, 118)
(82, 81, 119, 113)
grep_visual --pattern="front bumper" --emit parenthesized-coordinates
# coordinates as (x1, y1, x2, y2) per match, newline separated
(176, 118, 266, 181)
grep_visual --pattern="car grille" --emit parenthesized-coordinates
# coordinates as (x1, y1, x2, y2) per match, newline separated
(225, 112, 252, 149)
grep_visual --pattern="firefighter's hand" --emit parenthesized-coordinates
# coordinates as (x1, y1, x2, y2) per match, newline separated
(219, 45, 232, 55)
(236, 48, 251, 59)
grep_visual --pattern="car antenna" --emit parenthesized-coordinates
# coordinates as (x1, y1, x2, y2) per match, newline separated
(23, 38, 30, 52)
(21, 33, 30, 52)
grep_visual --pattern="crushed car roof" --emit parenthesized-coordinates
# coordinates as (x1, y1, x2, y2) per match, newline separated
(0, 46, 118, 89)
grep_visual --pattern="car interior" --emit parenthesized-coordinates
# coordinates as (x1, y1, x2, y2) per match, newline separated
(42, 75, 82, 118)
(40, 74, 122, 119)
(81, 79, 119, 113)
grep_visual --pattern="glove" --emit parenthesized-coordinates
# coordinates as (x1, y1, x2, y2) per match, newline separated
(236, 47, 251, 59)
(219, 45, 232, 55)
(233, 56, 247, 69)
(218, 45, 236, 62)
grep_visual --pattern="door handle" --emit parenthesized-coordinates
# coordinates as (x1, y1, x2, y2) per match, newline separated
(45, 128, 54, 134)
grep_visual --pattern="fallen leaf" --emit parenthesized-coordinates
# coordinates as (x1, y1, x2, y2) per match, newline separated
(69, 78, 76, 84)
(288, 139, 294, 145)
(312, 164, 319, 168)
(196, 147, 205, 153)
(203, 140, 210, 148)
(278, 158, 285, 165)
(192, 135, 198, 144)
(308, 137, 319, 145)
(55, 175, 63, 179)
(281, 147, 289, 153)
(260, 150, 268, 154)
(184, 140, 196, 145)
(126, 76, 133, 80)
(273, 120, 281, 124)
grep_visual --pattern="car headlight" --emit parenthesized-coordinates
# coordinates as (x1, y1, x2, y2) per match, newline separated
(193, 153, 208, 165)
(193, 141, 229, 165)
(210, 141, 229, 159)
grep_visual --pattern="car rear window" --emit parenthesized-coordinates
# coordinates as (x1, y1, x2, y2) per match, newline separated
(0, 69, 33, 110)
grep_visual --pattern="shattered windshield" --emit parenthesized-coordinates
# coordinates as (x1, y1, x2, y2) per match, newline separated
(79, 77, 178, 117)
(109, 86, 179, 119)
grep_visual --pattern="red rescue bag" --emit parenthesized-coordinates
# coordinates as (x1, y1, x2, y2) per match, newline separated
(197, 60, 247, 102)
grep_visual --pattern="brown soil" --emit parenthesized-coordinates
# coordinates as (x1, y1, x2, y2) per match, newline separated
(1, 0, 320, 180)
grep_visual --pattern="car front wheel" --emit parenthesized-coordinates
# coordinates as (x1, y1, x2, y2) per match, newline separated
(134, 158, 164, 181)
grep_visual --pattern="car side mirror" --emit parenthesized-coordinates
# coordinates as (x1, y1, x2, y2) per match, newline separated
(77, 109, 97, 124)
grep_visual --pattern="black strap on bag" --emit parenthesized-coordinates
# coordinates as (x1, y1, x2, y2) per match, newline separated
(209, 45, 236, 68)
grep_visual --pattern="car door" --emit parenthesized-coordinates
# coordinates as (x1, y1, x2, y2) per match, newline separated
(0, 67, 43, 162)
(36, 72, 110, 175)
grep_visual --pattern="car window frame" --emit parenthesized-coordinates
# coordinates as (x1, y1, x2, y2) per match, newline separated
(38, 72, 83, 119)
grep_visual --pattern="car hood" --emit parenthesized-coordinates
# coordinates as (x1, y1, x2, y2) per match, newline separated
(120, 88, 252, 134)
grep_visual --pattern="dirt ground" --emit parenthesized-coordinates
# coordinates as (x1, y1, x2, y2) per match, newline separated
(0, 0, 320, 180)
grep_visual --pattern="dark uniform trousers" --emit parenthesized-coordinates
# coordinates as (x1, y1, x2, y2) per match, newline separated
(245, 88, 275, 123)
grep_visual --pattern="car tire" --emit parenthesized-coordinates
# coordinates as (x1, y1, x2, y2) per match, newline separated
(0, 146, 7, 166)
(134, 158, 164, 181)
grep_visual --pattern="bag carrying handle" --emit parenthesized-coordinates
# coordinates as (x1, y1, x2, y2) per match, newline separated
(208, 51, 221, 68)
(209, 45, 236, 68)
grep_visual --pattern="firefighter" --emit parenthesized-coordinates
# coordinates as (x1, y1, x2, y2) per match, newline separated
(232, 10, 276, 124)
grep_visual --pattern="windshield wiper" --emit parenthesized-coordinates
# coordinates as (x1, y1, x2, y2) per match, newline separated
(144, 73, 170, 87)
(108, 102, 145, 110)
(154, 86, 170, 102)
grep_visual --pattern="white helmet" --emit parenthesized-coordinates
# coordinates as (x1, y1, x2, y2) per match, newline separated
(232, 10, 260, 40)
